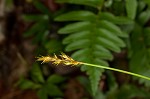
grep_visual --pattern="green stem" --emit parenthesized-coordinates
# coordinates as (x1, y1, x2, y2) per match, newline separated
(81, 62, 150, 81)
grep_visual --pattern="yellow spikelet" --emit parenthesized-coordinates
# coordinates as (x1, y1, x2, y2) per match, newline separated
(36, 56, 52, 64)
(36, 53, 82, 66)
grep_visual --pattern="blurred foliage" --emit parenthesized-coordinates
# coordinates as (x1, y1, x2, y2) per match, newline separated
(22, 0, 63, 54)
(17, 63, 65, 99)
(12, 0, 150, 99)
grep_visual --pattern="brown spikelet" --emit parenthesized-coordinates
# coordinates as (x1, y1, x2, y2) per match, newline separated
(36, 53, 82, 66)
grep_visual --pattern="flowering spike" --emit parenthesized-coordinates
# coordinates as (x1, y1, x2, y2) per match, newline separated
(36, 53, 81, 66)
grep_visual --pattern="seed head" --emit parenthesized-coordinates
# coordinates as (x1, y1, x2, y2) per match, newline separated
(36, 53, 82, 66)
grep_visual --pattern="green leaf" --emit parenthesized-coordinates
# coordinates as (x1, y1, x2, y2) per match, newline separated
(33, 27, 49, 44)
(79, 63, 105, 97)
(58, 21, 91, 34)
(63, 31, 90, 44)
(71, 48, 90, 60)
(56, 0, 104, 8)
(97, 37, 121, 53)
(45, 39, 63, 54)
(23, 21, 44, 37)
(93, 44, 110, 53)
(98, 20, 128, 37)
(31, 64, 45, 83)
(55, 10, 97, 21)
(99, 12, 133, 24)
(130, 50, 150, 86)
(77, 76, 92, 94)
(47, 74, 65, 84)
(37, 88, 48, 99)
(97, 28, 126, 47)
(73, 55, 107, 97)
(138, 1, 146, 13)
(138, 9, 150, 25)
(23, 15, 48, 22)
(90, 67, 103, 96)
(17, 78, 40, 90)
(125, 0, 137, 19)
(106, 71, 118, 93)
(98, 12, 133, 25)
(107, 84, 150, 99)
(117, 85, 150, 99)
(65, 39, 90, 51)
(33, 1, 51, 15)
(45, 84, 63, 96)
(94, 58, 109, 66)
(93, 51, 113, 61)
(144, 0, 150, 6)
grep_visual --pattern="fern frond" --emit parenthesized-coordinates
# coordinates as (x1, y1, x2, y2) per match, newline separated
(55, 10, 130, 95)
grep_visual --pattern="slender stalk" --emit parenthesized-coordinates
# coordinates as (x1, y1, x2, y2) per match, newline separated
(81, 62, 150, 81)
(37, 53, 150, 81)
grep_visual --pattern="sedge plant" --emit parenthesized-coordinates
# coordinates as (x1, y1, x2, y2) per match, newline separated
(37, 53, 150, 81)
